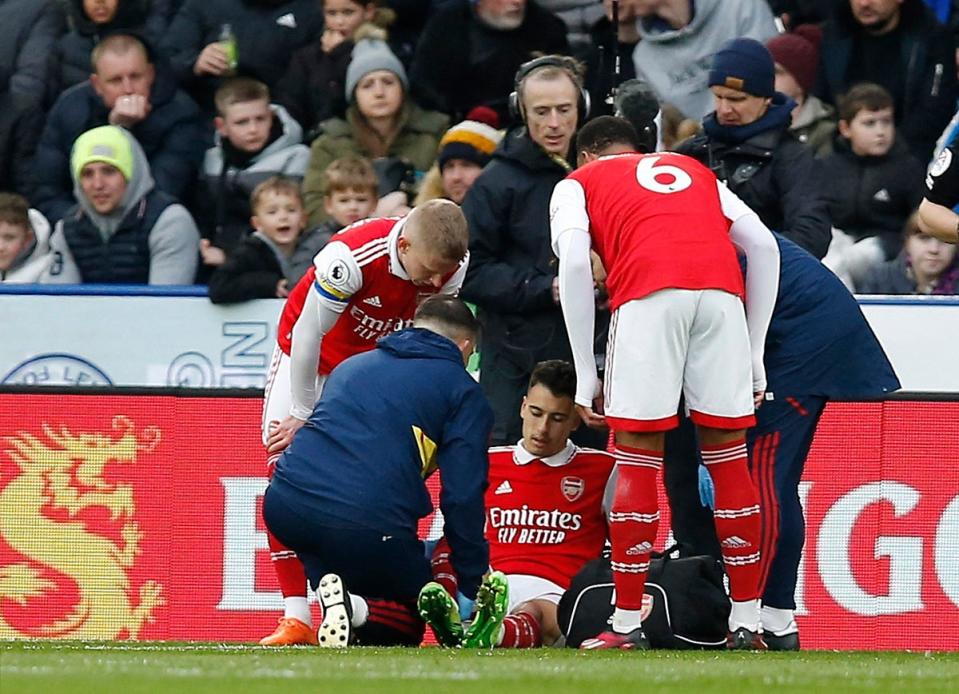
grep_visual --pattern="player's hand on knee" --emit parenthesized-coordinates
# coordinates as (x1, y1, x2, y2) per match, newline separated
(754, 390, 765, 409)
(267, 415, 306, 453)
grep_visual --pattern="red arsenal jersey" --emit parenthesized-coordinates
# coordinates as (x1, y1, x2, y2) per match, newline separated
(485, 442, 615, 589)
(562, 152, 745, 311)
(276, 217, 465, 374)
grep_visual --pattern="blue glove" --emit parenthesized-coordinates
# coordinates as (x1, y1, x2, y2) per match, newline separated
(456, 591, 475, 621)
(422, 538, 439, 560)
(698, 464, 715, 510)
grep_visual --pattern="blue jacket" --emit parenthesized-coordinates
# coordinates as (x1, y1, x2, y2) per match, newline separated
(272, 327, 493, 596)
(761, 233, 900, 399)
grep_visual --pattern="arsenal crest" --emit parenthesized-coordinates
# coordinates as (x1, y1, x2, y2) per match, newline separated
(561, 476, 584, 502)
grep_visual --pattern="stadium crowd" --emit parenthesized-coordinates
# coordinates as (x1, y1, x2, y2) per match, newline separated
(1, 0, 957, 291)
(1, 0, 958, 652)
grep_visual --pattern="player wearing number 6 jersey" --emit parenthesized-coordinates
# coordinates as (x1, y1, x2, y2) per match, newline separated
(258, 200, 469, 645)
(550, 116, 780, 650)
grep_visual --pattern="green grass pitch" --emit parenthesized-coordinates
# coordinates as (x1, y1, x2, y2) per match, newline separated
(2, 642, 958, 693)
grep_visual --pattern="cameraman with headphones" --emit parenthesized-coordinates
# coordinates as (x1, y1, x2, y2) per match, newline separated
(461, 55, 604, 448)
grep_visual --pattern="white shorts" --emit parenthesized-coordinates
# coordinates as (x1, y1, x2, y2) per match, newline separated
(261, 344, 326, 447)
(506, 574, 564, 613)
(604, 289, 755, 432)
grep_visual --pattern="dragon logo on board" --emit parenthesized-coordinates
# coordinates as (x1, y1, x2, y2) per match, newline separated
(0, 416, 165, 639)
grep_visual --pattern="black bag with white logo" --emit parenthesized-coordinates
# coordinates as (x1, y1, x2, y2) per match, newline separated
(557, 546, 730, 649)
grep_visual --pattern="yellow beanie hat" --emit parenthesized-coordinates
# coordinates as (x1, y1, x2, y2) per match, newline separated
(71, 125, 135, 182)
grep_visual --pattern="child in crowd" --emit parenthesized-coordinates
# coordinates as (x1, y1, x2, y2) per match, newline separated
(314, 154, 380, 245)
(208, 177, 311, 303)
(0, 193, 53, 283)
(276, 0, 395, 141)
(859, 212, 959, 295)
(197, 78, 311, 276)
(821, 83, 925, 291)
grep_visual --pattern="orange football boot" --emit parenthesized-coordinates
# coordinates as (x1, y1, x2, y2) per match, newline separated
(259, 617, 318, 646)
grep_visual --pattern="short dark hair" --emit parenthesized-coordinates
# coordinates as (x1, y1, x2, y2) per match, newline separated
(575, 116, 642, 157)
(413, 295, 480, 342)
(838, 82, 894, 123)
(528, 360, 576, 401)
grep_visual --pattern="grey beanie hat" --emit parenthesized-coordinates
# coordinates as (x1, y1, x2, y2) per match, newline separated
(344, 38, 409, 101)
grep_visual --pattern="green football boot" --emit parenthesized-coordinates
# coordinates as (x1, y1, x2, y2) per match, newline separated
(417, 582, 464, 647)
(463, 571, 509, 649)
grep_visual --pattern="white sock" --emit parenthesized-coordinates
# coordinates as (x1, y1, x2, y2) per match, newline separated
(761, 606, 797, 635)
(349, 594, 369, 628)
(495, 624, 506, 646)
(729, 599, 761, 632)
(611, 608, 643, 634)
(284, 596, 311, 625)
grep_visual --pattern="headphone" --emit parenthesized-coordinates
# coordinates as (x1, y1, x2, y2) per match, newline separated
(507, 55, 591, 124)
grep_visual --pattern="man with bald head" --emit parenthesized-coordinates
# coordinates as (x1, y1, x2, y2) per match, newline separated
(33, 33, 205, 223)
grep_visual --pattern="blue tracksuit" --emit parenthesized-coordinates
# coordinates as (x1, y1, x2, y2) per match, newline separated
(665, 233, 900, 609)
(264, 327, 493, 601)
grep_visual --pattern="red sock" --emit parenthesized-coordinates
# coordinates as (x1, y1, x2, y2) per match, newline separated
(608, 446, 661, 611)
(360, 599, 425, 646)
(266, 452, 308, 598)
(702, 439, 762, 601)
(499, 611, 542, 648)
(430, 537, 458, 598)
(268, 529, 308, 598)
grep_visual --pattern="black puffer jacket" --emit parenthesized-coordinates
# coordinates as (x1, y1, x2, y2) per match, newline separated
(0, 0, 64, 109)
(274, 38, 353, 140)
(678, 96, 833, 259)
(208, 227, 328, 303)
(57, 0, 170, 94)
(0, 66, 43, 196)
(821, 136, 925, 259)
